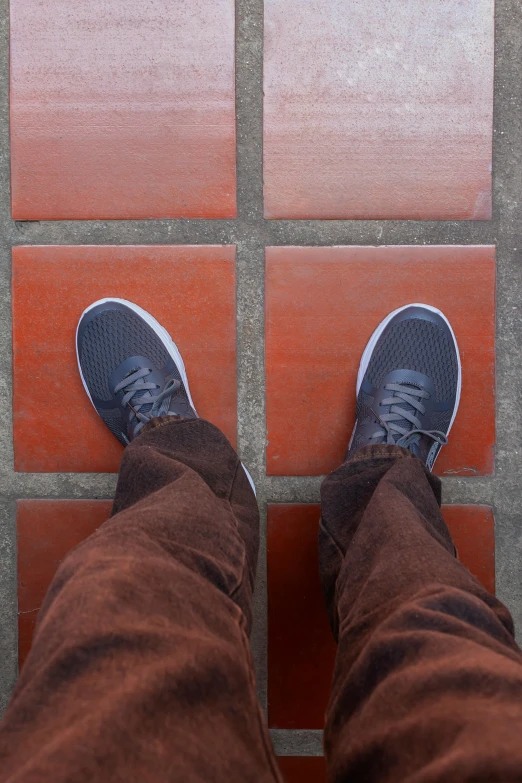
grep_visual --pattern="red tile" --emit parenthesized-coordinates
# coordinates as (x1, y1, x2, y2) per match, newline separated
(278, 756, 327, 783)
(266, 246, 495, 477)
(268, 504, 336, 730)
(264, 0, 493, 219)
(10, 0, 236, 219)
(13, 246, 237, 472)
(267, 503, 495, 729)
(17, 499, 113, 669)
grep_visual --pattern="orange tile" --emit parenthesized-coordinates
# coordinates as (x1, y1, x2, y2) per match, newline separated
(264, 0, 493, 219)
(278, 756, 327, 783)
(266, 246, 495, 477)
(267, 503, 495, 729)
(17, 499, 113, 669)
(10, 0, 236, 219)
(13, 246, 237, 472)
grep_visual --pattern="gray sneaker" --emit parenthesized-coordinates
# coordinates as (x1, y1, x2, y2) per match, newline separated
(76, 298, 197, 446)
(346, 304, 461, 470)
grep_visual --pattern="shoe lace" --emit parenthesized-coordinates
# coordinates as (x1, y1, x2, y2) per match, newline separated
(114, 367, 181, 436)
(370, 382, 448, 450)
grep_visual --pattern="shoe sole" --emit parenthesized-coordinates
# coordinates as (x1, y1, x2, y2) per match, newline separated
(76, 298, 257, 495)
(355, 303, 462, 467)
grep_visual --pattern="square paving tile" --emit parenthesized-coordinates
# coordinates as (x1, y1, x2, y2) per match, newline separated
(278, 756, 327, 783)
(266, 246, 496, 477)
(17, 499, 113, 669)
(267, 503, 495, 729)
(13, 245, 237, 472)
(264, 0, 494, 219)
(10, 0, 236, 219)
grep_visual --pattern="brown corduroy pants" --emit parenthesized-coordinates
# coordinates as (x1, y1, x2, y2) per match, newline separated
(1, 417, 522, 782)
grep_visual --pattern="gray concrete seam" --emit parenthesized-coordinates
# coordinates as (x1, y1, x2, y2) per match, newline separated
(0, 0, 520, 762)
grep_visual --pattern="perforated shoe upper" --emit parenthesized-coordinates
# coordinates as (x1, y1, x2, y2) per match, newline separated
(347, 305, 460, 470)
(77, 300, 197, 445)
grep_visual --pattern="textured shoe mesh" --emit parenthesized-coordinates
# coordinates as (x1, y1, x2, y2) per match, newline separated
(348, 319, 457, 460)
(79, 310, 170, 400)
(350, 430, 370, 452)
(365, 319, 458, 402)
(100, 409, 127, 446)
(429, 409, 453, 432)
(349, 391, 378, 453)
(355, 391, 374, 426)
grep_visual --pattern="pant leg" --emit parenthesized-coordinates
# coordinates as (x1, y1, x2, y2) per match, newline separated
(0, 417, 282, 783)
(319, 444, 522, 783)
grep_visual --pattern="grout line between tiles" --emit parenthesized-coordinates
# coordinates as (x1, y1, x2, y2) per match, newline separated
(0, 1, 521, 765)
(234, 0, 268, 710)
(269, 729, 324, 757)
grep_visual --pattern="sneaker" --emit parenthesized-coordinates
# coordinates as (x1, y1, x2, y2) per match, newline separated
(76, 298, 197, 446)
(346, 304, 461, 470)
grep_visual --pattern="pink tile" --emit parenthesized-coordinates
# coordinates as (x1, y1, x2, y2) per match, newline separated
(264, 0, 494, 219)
(11, 0, 236, 219)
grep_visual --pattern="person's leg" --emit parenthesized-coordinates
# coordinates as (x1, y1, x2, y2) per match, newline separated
(0, 300, 281, 783)
(320, 305, 522, 782)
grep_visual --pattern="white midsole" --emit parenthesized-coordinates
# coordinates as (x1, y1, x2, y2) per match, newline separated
(355, 303, 462, 465)
(76, 298, 257, 495)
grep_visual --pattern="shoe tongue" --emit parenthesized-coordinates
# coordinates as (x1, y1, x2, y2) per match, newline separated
(122, 366, 154, 414)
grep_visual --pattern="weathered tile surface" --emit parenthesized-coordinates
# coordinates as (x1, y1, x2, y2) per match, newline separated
(13, 245, 237, 472)
(266, 246, 496, 477)
(264, 0, 494, 219)
(10, 0, 236, 219)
